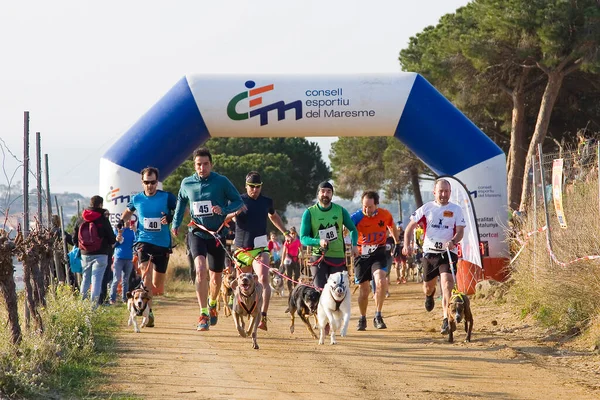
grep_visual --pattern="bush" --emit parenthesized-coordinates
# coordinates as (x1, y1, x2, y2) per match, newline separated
(0, 286, 126, 398)
(510, 172, 600, 342)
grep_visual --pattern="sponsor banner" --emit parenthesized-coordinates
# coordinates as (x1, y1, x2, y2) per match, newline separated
(552, 158, 567, 229)
(186, 73, 417, 138)
(455, 154, 508, 258)
(98, 158, 153, 227)
(445, 177, 483, 269)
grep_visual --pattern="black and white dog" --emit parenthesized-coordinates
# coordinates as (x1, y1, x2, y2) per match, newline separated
(317, 271, 351, 345)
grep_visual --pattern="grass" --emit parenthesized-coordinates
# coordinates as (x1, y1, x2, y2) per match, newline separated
(510, 173, 600, 346)
(0, 285, 129, 399)
(164, 247, 195, 295)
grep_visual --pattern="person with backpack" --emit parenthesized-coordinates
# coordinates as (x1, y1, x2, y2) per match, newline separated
(73, 195, 116, 304)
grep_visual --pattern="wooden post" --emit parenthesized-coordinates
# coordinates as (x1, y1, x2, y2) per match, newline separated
(537, 144, 553, 266)
(36, 132, 43, 226)
(58, 206, 70, 287)
(23, 112, 30, 237)
(44, 154, 52, 224)
(23, 111, 30, 327)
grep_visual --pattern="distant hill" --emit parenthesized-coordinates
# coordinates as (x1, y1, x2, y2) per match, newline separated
(1, 184, 86, 227)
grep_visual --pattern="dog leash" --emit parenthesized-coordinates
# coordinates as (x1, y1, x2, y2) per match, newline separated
(188, 220, 244, 275)
(189, 221, 325, 291)
(446, 247, 460, 293)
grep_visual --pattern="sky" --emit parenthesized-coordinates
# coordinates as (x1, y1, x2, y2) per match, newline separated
(0, 0, 470, 198)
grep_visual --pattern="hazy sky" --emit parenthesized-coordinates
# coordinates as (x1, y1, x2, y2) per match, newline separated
(0, 0, 469, 197)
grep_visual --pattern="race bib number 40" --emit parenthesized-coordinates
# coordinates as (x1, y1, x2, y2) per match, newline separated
(318, 226, 338, 241)
(143, 217, 161, 232)
(192, 201, 213, 217)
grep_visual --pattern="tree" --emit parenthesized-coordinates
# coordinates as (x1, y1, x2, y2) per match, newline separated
(329, 137, 432, 207)
(399, 0, 600, 211)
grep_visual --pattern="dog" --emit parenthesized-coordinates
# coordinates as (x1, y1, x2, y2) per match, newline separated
(126, 284, 151, 333)
(447, 290, 473, 343)
(285, 284, 321, 339)
(231, 272, 264, 350)
(219, 270, 236, 317)
(317, 271, 351, 345)
(269, 270, 285, 297)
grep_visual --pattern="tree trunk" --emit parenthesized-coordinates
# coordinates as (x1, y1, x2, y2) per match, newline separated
(409, 166, 423, 207)
(0, 249, 21, 345)
(506, 71, 529, 211)
(519, 70, 565, 211)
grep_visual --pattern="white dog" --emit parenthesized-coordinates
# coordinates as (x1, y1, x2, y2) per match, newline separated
(317, 271, 351, 345)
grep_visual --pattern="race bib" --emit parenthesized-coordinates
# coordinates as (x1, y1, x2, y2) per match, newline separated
(192, 201, 213, 217)
(143, 217, 161, 232)
(318, 226, 338, 241)
(254, 235, 268, 248)
(361, 244, 378, 255)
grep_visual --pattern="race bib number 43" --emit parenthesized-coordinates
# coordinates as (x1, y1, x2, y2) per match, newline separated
(143, 217, 161, 232)
(318, 226, 338, 241)
(192, 201, 213, 217)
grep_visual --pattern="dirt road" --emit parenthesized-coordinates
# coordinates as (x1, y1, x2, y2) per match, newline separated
(106, 282, 600, 399)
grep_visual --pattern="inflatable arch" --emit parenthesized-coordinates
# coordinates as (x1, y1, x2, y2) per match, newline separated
(100, 73, 508, 271)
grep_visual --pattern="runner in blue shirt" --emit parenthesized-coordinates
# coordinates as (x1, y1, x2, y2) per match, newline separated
(225, 171, 290, 331)
(119, 166, 177, 327)
(171, 147, 243, 332)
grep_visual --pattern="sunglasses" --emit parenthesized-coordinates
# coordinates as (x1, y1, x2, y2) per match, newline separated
(143, 180, 158, 185)
(246, 183, 262, 188)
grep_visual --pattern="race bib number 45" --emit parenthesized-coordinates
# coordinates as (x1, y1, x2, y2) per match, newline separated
(143, 217, 161, 232)
(192, 201, 213, 217)
(318, 226, 338, 241)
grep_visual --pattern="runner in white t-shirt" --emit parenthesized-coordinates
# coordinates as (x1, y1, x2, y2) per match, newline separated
(403, 179, 466, 336)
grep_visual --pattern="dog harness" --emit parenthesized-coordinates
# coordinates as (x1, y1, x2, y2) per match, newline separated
(238, 288, 258, 315)
(133, 300, 148, 317)
(330, 285, 347, 311)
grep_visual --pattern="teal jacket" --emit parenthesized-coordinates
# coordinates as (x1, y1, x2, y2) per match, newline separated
(172, 172, 243, 239)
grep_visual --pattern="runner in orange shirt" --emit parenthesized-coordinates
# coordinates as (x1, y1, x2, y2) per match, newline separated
(351, 190, 400, 330)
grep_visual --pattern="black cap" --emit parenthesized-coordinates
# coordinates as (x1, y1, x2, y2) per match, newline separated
(318, 181, 334, 192)
(246, 172, 262, 185)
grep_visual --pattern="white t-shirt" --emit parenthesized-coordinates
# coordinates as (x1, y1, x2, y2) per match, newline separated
(410, 201, 466, 254)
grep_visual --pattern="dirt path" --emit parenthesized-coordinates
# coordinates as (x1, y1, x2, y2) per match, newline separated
(106, 282, 600, 399)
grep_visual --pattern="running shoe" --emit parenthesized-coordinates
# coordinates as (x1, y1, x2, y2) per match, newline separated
(147, 310, 155, 327)
(425, 292, 435, 312)
(197, 314, 210, 331)
(209, 304, 218, 326)
(373, 315, 387, 329)
(357, 316, 367, 331)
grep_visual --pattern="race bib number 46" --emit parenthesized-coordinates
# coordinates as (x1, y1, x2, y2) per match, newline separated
(143, 217, 161, 232)
(192, 201, 213, 217)
(318, 226, 338, 241)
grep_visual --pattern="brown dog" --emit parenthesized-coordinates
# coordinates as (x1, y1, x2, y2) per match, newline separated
(126, 285, 151, 333)
(231, 272, 263, 350)
(219, 270, 236, 317)
(447, 291, 473, 343)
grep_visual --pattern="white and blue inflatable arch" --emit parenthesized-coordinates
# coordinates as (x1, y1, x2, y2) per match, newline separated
(100, 73, 507, 261)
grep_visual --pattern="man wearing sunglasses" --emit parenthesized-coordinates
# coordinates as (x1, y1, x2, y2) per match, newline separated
(225, 171, 290, 331)
(118, 166, 177, 327)
(171, 147, 244, 332)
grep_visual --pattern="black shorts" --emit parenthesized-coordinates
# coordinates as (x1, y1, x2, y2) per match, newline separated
(188, 233, 226, 273)
(422, 251, 458, 282)
(354, 247, 387, 284)
(135, 242, 171, 274)
(311, 256, 347, 290)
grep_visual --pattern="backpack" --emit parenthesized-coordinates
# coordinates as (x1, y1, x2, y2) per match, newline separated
(78, 220, 103, 252)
